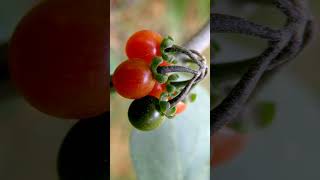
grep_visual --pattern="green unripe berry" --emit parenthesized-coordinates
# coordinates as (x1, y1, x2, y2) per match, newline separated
(128, 96, 165, 131)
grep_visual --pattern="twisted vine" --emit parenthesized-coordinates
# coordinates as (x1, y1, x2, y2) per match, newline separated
(157, 43, 208, 108)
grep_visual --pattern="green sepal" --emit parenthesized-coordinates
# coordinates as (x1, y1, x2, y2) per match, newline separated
(160, 36, 175, 63)
(160, 92, 169, 101)
(159, 101, 170, 113)
(151, 56, 163, 68)
(160, 36, 174, 50)
(166, 84, 176, 93)
(166, 106, 177, 117)
(151, 57, 168, 83)
(155, 74, 168, 84)
(168, 74, 179, 81)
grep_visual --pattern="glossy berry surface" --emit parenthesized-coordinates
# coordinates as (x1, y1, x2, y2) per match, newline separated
(112, 59, 155, 99)
(126, 30, 162, 65)
(9, 0, 109, 119)
(128, 96, 165, 131)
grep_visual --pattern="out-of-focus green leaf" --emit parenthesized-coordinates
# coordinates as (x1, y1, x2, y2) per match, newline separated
(165, 0, 188, 40)
(197, 0, 210, 19)
(189, 93, 197, 103)
(130, 86, 210, 180)
(166, 0, 188, 23)
(255, 101, 276, 128)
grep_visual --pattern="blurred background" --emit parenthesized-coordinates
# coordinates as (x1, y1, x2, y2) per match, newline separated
(1, 1, 73, 180)
(110, 0, 209, 179)
(0, 0, 209, 180)
(212, 0, 320, 179)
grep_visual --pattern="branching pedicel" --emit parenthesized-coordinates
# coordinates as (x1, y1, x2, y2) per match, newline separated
(155, 38, 208, 109)
(211, 0, 316, 134)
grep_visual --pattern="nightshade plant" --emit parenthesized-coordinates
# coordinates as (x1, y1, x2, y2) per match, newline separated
(211, 0, 316, 134)
(112, 34, 208, 131)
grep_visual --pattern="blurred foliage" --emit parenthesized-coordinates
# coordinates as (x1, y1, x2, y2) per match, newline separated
(254, 101, 276, 129)
(110, 0, 209, 73)
(110, 0, 209, 179)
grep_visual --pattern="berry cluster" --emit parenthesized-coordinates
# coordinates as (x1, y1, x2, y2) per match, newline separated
(112, 30, 207, 131)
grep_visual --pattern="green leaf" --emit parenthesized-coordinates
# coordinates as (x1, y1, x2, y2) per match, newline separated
(159, 101, 170, 113)
(256, 101, 276, 128)
(189, 93, 197, 103)
(130, 86, 210, 180)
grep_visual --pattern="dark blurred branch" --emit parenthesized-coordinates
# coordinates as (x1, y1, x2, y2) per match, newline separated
(213, 18, 316, 79)
(236, 0, 273, 4)
(211, 13, 282, 41)
(212, 0, 316, 133)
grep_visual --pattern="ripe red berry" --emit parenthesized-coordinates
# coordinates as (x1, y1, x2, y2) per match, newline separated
(126, 30, 162, 64)
(211, 127, 248, 167)
(112, 59, 155, 99)
(9, 0, 109, 119)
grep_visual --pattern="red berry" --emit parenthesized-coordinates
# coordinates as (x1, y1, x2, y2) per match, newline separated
(112, 59, 155, 99)
(126, 30, 168, 66)
(9, 0, 108, 119)
(175, 101, 187, 114)
(211, 127, 248, 167)
(149, 82, 166, 99)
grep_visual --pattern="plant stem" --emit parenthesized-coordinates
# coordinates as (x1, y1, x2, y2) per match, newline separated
(211, 13, 282, 41)
(161, 45, 207, 107)
(157, 66, 198, 75)
(211, 0, 315, 133)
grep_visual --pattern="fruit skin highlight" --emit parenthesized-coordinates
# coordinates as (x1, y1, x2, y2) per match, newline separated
(128, 96, 165, 131)
(9, 0, 109, 119)
(126, 30, 163, 65)
(175, 101, 187, 114)
(112, 59, 156, 99)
